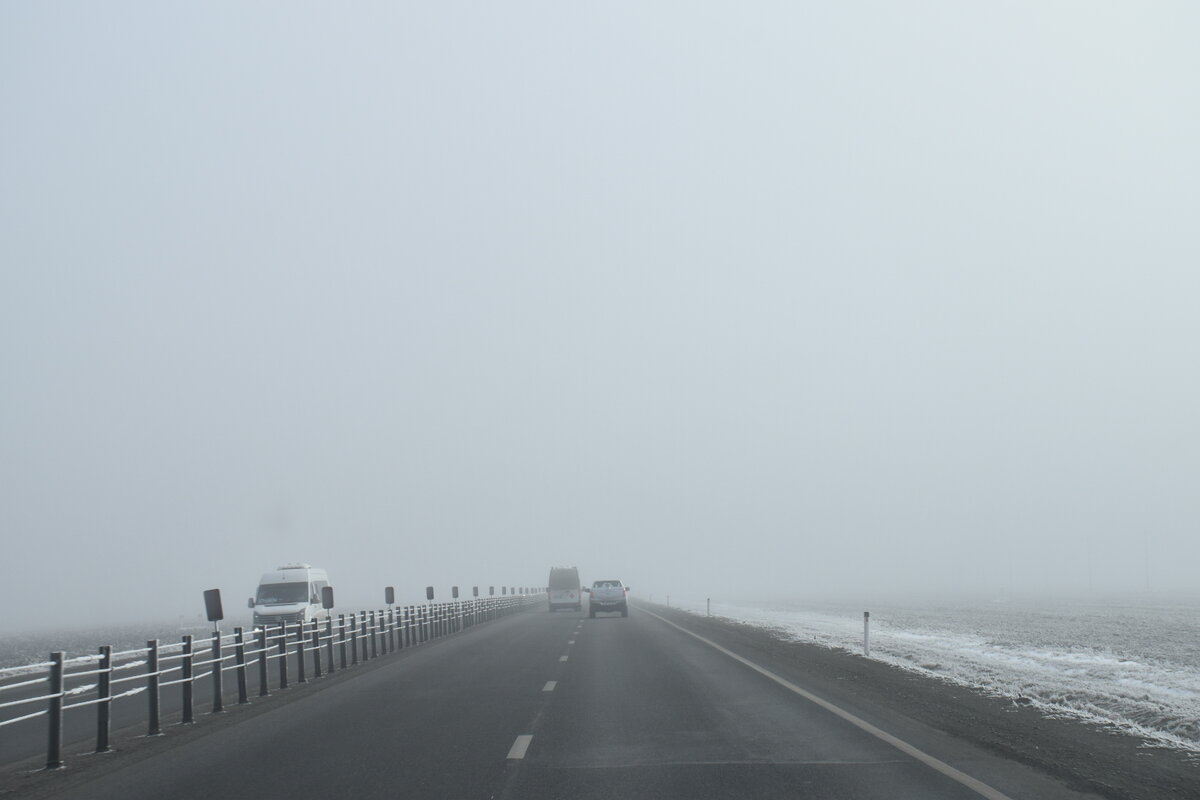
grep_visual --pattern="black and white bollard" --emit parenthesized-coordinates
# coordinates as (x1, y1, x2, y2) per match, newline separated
(863, 611, 870, 658)
(211, 631, 224, 712)
(147, 639, 162, 733)
(312, 621, 323, 678)
(256, 628, 270, 697)
(234, 628, 249, 704)
(277, 623, 288, 689)
(46, 652, 64, 769)
(97, 644, 112, 751)
(326, 617, 336, 673)
(181, 635, 194, 724)
(295, 622, 307, 684)
(339, 614, 348, 670)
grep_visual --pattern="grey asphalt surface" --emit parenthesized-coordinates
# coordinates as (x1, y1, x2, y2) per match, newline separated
(0, 607, 457, 766)
(29, 604, 1101, 800)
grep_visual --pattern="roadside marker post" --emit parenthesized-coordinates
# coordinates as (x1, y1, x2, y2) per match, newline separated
(864, 611, 870, 658)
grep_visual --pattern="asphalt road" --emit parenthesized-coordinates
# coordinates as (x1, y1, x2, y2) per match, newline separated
(29, 604, 1101, 800)
(0, 608, 453, 766)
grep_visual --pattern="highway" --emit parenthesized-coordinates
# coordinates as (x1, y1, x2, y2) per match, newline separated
(25, 604, 1101, 800)
(0, 605, 484, 767)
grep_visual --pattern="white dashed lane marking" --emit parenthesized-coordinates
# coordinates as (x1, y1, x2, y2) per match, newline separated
(507, 735, 533, 759)
(559, 655, 569, 662)
(543, 681, 557, 692)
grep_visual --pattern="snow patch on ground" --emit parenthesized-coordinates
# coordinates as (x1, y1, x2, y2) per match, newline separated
(672, 597, 1200, 753)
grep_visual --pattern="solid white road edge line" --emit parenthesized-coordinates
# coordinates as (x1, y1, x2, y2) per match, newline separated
(638, 608, 1016, 800)
(543, 681, 557, 692)
(507, 735, 533, 759)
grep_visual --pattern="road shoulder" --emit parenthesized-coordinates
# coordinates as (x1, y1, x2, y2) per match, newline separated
(637, 603, 1199, 800)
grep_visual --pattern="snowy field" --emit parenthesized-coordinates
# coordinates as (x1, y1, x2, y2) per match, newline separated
(671, 595, 1200, 754)
(0, 620, 241, 674)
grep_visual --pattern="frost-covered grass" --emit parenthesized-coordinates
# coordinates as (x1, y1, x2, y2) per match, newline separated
(0, 620, 233, 672)
(672, 595, 1200, 754)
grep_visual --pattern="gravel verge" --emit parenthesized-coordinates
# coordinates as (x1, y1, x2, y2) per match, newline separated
(648, 603, 1200, 800)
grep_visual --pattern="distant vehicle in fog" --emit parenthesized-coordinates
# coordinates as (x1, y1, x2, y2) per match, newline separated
(548, 566, 582, 612)
(587, 579, 629, 618)
(248, 564, 330, 628)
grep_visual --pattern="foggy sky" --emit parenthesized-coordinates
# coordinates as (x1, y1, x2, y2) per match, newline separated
(3, 2, 1199, 630)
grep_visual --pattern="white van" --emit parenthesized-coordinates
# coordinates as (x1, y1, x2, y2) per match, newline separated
(248, 564, 330, 628)
(547, 566, 582, 612)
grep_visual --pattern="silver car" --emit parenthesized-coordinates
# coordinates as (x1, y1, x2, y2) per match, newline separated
(587, 579, 629, 617)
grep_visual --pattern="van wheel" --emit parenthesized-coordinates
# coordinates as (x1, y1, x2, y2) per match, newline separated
(621, 607, 628, 617)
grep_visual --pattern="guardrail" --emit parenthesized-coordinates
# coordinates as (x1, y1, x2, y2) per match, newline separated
(0, 594, 539, 770)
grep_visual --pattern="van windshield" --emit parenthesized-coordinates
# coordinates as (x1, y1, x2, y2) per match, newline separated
(256, 583, 309, 605)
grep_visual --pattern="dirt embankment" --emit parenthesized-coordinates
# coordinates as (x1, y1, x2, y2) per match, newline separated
(650, 604, 1200, 800)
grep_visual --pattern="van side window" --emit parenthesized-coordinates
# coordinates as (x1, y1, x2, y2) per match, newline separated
(311, 580, 328, 604)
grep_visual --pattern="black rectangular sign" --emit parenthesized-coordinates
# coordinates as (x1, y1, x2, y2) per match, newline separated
(203, 589, 223, 622)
